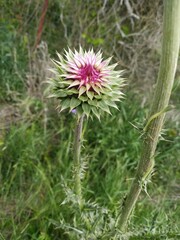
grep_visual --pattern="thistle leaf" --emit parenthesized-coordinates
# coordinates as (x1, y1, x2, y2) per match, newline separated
(91, 107, 100, 120)
(70, 98, 81, 110)
(91, 85, 100, 95)
(56, 90, 67, 98)
(82, 103, 91, 117)
(68, 80, 80, 88)
(67, 88, 79, 94)
(97, 100, 111, 114)
(104, 100, 119, 110)
(60, 99, 71, 111)
(88, 99, 98, 107)
(86, 90, 94, 100)
(76, 105, 83, 117)
(79, 95, 88, 102)
(86, 83, 91, 91)
(78, 86, 86, 97)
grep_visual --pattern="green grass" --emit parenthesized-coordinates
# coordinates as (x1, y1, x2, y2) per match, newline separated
(0, 20, 28, 102)
(0, 93, 180, 239)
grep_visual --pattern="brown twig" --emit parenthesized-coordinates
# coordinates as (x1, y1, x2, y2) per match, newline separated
(33, 0, 49, 50)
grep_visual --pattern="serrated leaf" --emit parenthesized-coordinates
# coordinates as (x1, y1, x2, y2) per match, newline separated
(86, 90, 94, 100)
(97, 101, 111, 114)
(78, 86, 86, 97)
(82, 103, 91, 117)
(70, 98, 81, 110)
(60, 99, 71, 111)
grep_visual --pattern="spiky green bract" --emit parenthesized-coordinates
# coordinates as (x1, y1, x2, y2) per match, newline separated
(48, 47, 125, 118)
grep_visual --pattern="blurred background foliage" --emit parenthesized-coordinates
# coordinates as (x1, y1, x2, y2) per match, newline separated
(0, 0, 180, 239)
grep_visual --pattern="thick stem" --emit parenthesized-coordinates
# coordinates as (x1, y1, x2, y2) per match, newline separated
(119, 0, 180, 231)
(73, 114, 84, 209)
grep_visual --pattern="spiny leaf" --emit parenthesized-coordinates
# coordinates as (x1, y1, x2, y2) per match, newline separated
(98, 101, 111, 114)
(79, 95, 88, 102)
(78, 86, 86, 97)
(94, 94, 102, 99)
(60, 99, 71, 111)
(91, 107, 100, 120)
(68, 80, 80, 88)
(86, 83, 91, 91)
(88, 99, 98, 107)
(67, 88, 79, 94)
(70, 98, 81, 110)
(86, 90, 94, 100)
(82, 103, 91, 117)
(60, 80, 73, 85)
(56, 90, 67, 97)
(91, 84, 100, 95)
(104, 100, 119, 110)
(76, 105, 83, 117)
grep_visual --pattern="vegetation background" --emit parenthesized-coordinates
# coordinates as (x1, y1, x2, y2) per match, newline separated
(0, 0, 180, 239)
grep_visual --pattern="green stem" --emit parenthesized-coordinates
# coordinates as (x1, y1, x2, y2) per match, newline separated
(119, 0, 180, 232)
(73, 114, 84, 209)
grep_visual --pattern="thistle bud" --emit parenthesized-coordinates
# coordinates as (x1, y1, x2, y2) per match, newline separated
(49, 47, 125, 119)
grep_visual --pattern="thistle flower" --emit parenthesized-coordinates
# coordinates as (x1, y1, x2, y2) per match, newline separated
(49, 47, 125, 119)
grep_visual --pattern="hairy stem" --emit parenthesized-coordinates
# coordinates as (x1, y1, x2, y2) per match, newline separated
(119, 0, 180, 231)
(73, 114, 84, 209)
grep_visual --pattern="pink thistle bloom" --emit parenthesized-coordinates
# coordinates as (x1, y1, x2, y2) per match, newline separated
(49, 47, 125, 118)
